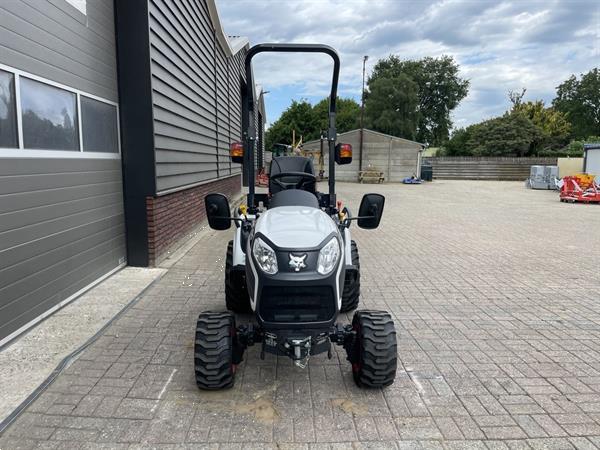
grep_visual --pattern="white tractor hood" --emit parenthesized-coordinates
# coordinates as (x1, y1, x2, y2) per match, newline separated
(253, 206, 338, 249)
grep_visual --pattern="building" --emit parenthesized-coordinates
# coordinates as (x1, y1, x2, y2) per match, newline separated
(584, 144, 600, 178)
(302, 128, 424, 183)
(0, 0, 265, 344)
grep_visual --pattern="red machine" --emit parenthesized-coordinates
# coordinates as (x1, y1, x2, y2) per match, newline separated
(256, 168, 269, 187)
(559, 175, 600, 203)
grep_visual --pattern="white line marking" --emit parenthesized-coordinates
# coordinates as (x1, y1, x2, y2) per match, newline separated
(405, 367, 425, 395)
(151, 368, 177, 413)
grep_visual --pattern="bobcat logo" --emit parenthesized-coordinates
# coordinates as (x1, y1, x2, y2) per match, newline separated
(288, 253, 307, 272)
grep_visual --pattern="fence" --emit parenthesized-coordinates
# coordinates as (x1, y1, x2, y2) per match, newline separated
(423, 157, 558, 181)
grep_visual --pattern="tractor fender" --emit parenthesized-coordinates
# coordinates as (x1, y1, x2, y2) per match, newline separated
(343, 227, 353, 266)
(232, 225, 246, 266)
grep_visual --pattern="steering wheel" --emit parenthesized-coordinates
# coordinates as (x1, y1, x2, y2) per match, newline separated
(270, 171, 317, 190)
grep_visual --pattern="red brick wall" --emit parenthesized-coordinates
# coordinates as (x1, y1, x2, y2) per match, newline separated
(146, 175, 241, 266)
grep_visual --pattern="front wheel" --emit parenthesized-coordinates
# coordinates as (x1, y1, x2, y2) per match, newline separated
(194, 311, 237, 390)
(351, 310, 398, 388)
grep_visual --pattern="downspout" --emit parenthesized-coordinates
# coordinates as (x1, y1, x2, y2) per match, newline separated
(417, 146, 424, 178)
(387, 137, 392, 182)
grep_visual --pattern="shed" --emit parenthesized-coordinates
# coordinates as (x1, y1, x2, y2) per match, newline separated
(584, 144, 600, 178)
(302, 129, 424, 183)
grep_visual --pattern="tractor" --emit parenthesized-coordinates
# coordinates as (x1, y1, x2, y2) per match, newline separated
(196, 44, 397, 389)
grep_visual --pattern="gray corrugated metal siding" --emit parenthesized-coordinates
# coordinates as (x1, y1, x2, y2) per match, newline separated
(149, 0, 246, 193)
(0, 0, 118, 101)
(0, 158, 126, 340)
(0, 0, 125, 342)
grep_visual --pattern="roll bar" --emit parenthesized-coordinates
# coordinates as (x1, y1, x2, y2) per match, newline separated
(244, 43, 341, 211)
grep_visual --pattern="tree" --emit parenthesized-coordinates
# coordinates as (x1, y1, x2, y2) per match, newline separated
(512, 100, 571, 152)
(466, 113, 541, 157)
(265, 100, 316, 151)
(553, 68, 600, 139)
(367, 55, 469, 144)
(364, 75, 420, 140)
(508, 88, 527, 108)
(265, 97, 360, 150)
(312, 97, 360, 140)
(546, 135, 600, 157)
(444, 127, 472, 156)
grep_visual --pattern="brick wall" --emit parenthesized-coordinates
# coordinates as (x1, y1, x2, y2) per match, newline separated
(146, 175, 241, 266)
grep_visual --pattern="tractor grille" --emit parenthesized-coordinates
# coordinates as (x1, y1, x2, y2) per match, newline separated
(259, 286, 335, 323)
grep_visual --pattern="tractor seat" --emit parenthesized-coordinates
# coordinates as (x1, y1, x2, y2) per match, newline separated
(269, 189, 319, 209)
(269, 156, 316, 195)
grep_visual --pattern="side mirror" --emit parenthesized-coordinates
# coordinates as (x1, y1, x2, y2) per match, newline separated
(205, 193, 231, 230)
(357, 193, 385, 229)
(335, 143, 352, 165)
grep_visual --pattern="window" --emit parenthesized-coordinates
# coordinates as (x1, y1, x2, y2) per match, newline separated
(20, 77, 79, 151)
(0, 64, 119, 158)
(81, 96, 119, 153)
(0, 70, 18, 148)
(65, 0, 86, 15)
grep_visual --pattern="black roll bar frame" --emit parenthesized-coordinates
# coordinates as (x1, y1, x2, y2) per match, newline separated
(244, 43, 341, 211)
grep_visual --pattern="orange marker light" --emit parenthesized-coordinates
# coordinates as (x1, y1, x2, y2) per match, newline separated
(335, 142, 353, 165)
(339, 143, 352, 158)
(230, 142, 244, 163)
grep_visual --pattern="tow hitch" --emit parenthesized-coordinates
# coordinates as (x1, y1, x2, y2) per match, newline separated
(231, 324, 358, 369)
(285, 337, 312, 368)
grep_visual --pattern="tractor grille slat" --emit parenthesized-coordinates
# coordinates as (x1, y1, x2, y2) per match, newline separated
(259, 286, 335, 323)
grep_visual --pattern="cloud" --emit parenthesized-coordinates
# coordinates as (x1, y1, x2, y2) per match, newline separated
(216, 0, 600, 129)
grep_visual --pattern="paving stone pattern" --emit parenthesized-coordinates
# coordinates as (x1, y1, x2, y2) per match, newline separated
(1, 181, 600, 449)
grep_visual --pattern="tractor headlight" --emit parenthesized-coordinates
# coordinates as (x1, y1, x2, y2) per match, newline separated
(317, 237, 340, 275)
(252, 237, 278, 274)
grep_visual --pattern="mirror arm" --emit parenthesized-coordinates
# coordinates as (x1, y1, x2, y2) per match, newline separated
(215, 216, 244, 223)
(345, 215, 375, 221)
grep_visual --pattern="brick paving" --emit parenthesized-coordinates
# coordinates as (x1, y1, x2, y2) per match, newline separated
(2, 180, 600, 449)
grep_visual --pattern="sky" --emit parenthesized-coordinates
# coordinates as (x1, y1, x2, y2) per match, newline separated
(216, 0, 600, 131)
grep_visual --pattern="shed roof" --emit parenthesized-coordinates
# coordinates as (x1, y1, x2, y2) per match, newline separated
(303, 128, 424, 147)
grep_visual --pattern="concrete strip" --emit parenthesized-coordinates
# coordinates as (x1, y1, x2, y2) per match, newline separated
(0, 266, 165, 423)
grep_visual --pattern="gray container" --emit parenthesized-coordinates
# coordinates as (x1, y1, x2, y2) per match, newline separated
(528, 165, 548, 189)
(530, 165, 545, 180)
(544, 165, 559, 190)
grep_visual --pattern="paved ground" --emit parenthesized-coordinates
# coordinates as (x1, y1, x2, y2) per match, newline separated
(0, 267, 165, 424)
(2, 180, 600, 449)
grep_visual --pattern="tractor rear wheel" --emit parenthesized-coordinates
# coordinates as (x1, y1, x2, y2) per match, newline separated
(351, 310, 397, 388)
(225, 240, 251, 313)
(194, 311, 237, 390)
(340, 240, 360, 312)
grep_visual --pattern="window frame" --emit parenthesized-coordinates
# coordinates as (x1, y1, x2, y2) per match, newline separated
(0, 68, 19, 149)
(0, 62, 121, 159)
(80, 94, 120, 155)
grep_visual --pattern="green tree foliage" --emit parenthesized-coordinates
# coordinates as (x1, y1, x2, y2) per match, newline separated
(542, 136, 600, 157)
(466, 113, 541, 157)
(364, 75, 419, 140)
(367, 55, 469, 145)
(265, 100, 315, 151)
(265, 97, 360, 150)
(443, 127, 472, 156)
(512, 100, 571, 151)
(312, 97, 360, 139)
(444, 98, 573, 157)
(553, 68, 600, 139)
